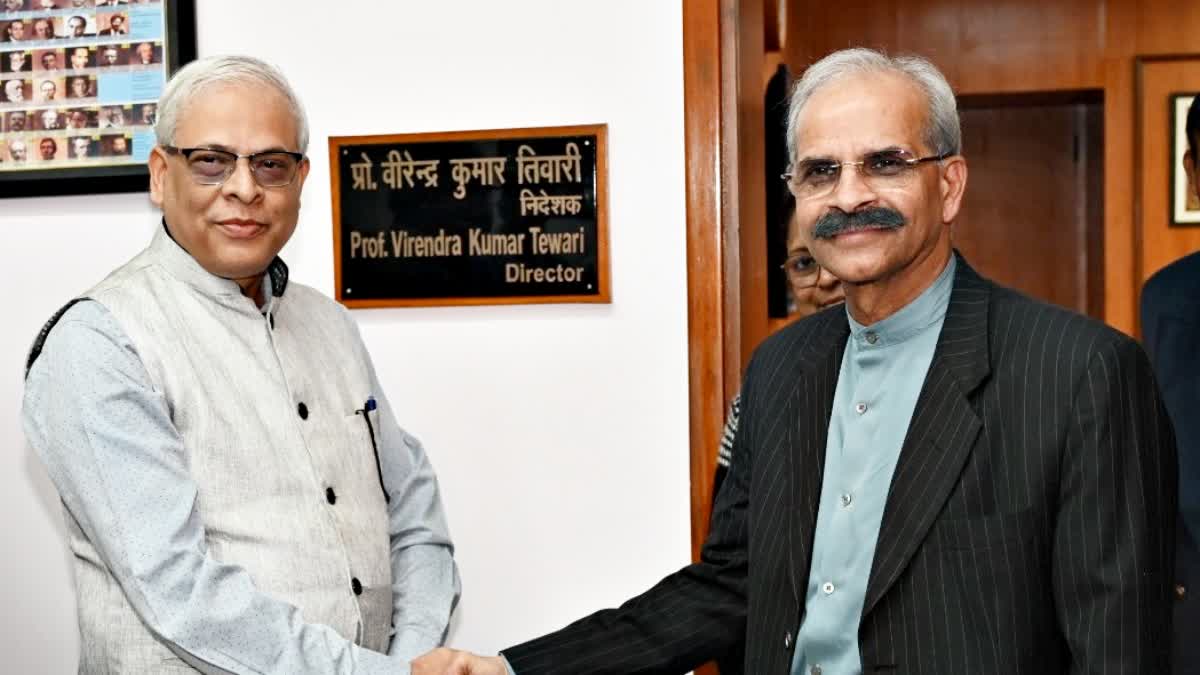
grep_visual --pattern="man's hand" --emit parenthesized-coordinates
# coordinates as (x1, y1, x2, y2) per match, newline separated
(412, 648, 508, 675)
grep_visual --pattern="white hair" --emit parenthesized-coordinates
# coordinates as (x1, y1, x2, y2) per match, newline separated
(155, 54, 309, 153)
(785, 48, 961, 166)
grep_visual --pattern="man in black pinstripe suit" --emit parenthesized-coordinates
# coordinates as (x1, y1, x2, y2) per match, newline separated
(416, 48, 1177, 675)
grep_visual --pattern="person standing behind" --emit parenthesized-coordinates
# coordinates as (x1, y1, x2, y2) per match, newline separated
(1141, 94, 1200, 675)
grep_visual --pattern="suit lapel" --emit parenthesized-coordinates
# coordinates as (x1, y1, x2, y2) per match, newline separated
(786, 309, 849, 611)
(861, 255, 992, 617)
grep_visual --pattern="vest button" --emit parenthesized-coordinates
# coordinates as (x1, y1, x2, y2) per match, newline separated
(297, 402, 308, 420)
(326, 487, 336, 505)
(351, 577, 363, 595)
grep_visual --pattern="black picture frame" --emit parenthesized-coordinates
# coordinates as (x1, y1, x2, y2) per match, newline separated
(0, 0, 195, 198)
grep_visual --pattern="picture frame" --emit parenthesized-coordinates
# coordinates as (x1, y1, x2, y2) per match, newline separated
(1170, 92, 1200, 225)
(0, 0, 195, 198)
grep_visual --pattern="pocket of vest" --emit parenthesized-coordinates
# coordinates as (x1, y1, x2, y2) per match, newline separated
(355, 398, 391, 505)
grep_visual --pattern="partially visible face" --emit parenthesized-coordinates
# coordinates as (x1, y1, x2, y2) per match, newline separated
(41, 53, 57, 70)
(785, 211, 845, 316)
(32, 18, 52, 39)
(106, 106, 124, 125)
(7, 20, 25, 41)
(8, 112, 25, 130)
(37, 0, 56, 8)
(70, 76, 87, 97)
(149, 83, 310, 287)
(102, 48, 118, 65)
(39, 79, 55, 100)
(3, 0, 24, 11)
(72, 137, 89, 157)
(68, 110, 87, 128)
(140, 103, 155, 124)
(9, 140, 26, 161)
(789, 70, 966, 291)
(4, 79, 21, 101)
(39, 137, 55, 160)
(40, 108, 57, 128)
(8, 52, 25, 71)
(68, 18, 85, 37)
(136, 42, 152, 62)
(109, 15, 124, 31)
(70, 47, 88, 69)
(1185, 134, 1199, 203)
(111, 136, 127, 154)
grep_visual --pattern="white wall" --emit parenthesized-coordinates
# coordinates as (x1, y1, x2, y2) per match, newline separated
(0, 1, 690, 670)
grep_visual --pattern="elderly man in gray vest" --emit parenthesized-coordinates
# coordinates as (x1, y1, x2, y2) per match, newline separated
(22, 55, 459, 673)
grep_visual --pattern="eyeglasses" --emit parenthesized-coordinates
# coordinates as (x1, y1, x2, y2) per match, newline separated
(781, 149, 950, 200)
(780, 252, 824, 290)
(162, 145, 306, 187)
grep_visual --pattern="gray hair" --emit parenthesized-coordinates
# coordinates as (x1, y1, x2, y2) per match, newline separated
(785, 48, 960, 167)
(155, 55, 309, 153)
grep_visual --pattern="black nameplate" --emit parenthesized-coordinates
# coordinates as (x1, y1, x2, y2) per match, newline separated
(329, 124, 610, 307)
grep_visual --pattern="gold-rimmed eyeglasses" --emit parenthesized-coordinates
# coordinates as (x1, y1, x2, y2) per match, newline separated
(780, 252, 824, 290)
(781, 149, 950, 200)
(162, 145, 306, 187)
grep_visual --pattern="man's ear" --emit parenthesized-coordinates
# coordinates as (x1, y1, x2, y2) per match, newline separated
(148, 145, 168, 207)
(939, 155, 968, 224)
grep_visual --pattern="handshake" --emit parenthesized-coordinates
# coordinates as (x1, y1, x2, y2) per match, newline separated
(412, 649, 508, 675)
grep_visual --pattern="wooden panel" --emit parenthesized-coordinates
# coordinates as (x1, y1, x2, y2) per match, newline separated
(684, 0, 726, 580)
(734, 0, 770, 370)
(1134, 0, 1200, 57)
(1136, 57, 1200, 283)
(1103, 56, 1138, 335)
(954, 102, 1103, 315)
(786, 0, 1104, 94)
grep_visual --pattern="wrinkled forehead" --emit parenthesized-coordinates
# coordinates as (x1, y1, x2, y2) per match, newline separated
(793, 71, 930, 160)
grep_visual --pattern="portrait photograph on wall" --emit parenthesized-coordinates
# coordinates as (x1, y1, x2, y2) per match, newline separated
(1172, 92, 1200, 225)
(0, 0, 194, 198)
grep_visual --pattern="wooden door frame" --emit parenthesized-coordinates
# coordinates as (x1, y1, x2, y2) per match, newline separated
(683, 0, 765, 561)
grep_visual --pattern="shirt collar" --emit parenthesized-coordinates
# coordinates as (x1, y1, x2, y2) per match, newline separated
(846, 254, 956, 349)
(154, 219, 290, 301)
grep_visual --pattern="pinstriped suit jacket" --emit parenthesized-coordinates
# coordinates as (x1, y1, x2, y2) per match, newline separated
(503, 256, 1177, 674)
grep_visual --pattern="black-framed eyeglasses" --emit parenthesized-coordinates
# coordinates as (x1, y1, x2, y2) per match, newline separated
(781, 149, 951, 200)
(162, 145, 306, 187)
(780, 252, 824, 289)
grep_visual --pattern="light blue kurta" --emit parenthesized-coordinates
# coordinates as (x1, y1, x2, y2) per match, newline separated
(792, 256, 956, 675)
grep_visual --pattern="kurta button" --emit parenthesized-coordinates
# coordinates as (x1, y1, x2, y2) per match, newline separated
(855, 402, 868, 415)
(351, 577, 363, 595)
(864, 331, 878, 344)
(822, 581, 835, 595)
(297, 402, 308, 420)
(783, 631, 791, 649)
(325, 487, 336, 505)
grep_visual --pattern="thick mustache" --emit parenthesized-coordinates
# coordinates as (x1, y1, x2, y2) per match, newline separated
(812, 207, 906, 239)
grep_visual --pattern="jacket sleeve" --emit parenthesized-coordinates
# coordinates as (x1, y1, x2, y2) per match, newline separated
(1051, 335, 1177, 674)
